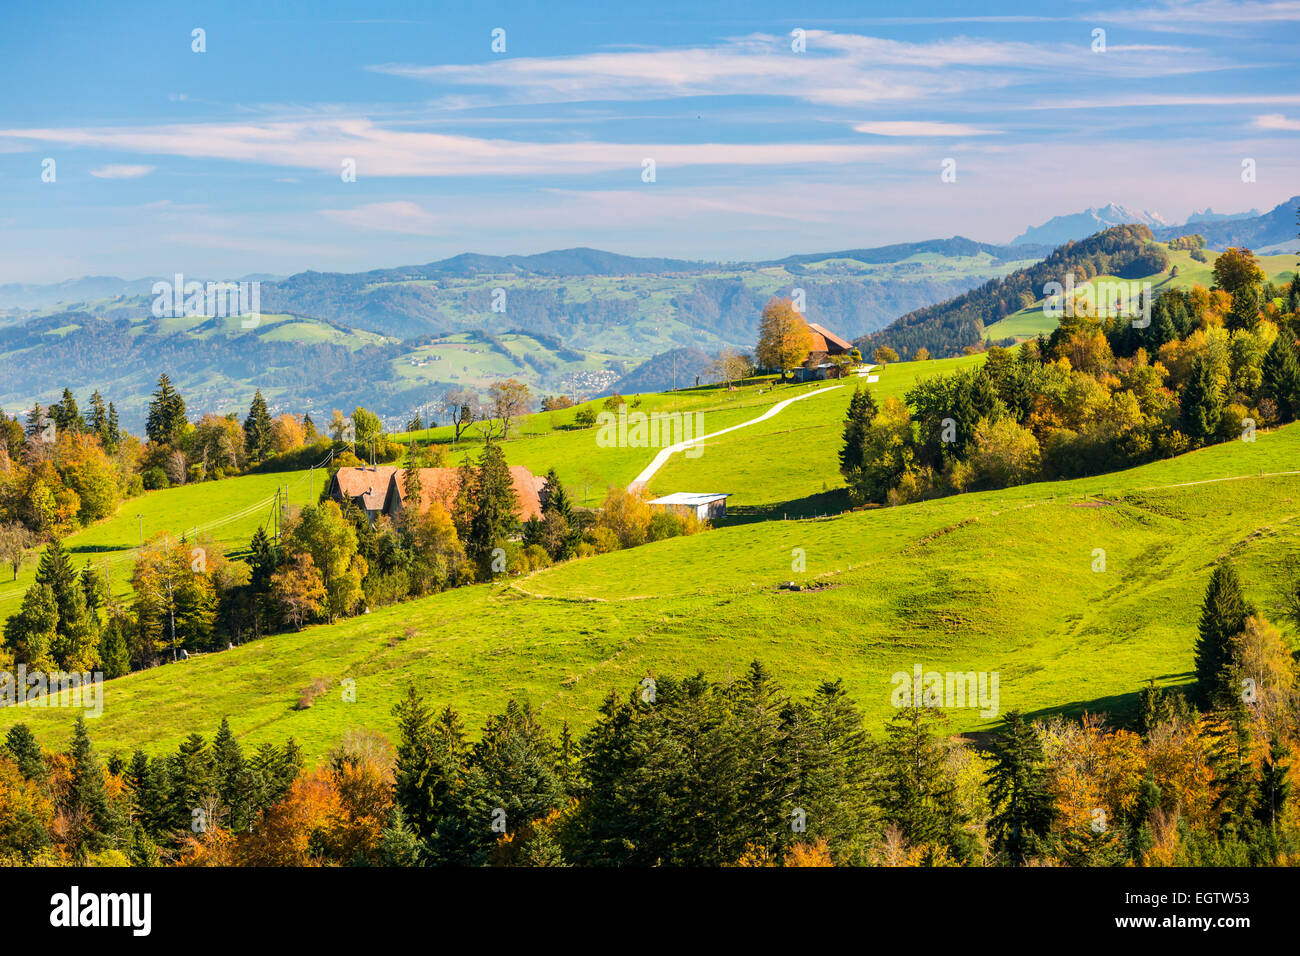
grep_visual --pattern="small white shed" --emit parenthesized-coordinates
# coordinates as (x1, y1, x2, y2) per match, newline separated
(648, 492, 731, 521)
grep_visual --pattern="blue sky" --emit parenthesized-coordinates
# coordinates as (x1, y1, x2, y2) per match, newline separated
(1, 0, 1298, 283)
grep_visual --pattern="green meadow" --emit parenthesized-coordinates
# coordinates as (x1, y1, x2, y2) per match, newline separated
(983, 242, 1298, 341)
(0, 469, 318, 622)
(6, 420, 1297, 762)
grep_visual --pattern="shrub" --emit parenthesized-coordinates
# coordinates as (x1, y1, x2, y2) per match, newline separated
(141, 467, 169, 490)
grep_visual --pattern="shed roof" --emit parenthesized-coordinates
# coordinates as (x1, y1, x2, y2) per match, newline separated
(648, 492, 731, 506)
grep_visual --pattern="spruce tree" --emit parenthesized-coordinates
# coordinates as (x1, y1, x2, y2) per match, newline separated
(1261, 333, 1300, 422)
(86, 390, 107, 439)
(1257, 735, 1291, 828)
(541, 467, 572, 520)
(1180, 355, 1222, 444)
(169, 733, 215, 832)
(392, 685, 445, 844)
(105, 402, 120, 451)
(146, 373, 186, 446)
(839, 386, 878, 476)
(98, 615, 132, 679)
(467, 440, 518, 574)
(876, 706, 965, 854)
(455, 700, 564, 865)
(733, 661, 799, 854)
(4, 724, 46, 782)
(795, 678, 875, 863)
(402, 441, 424, 511)
(52, 387, 81, 434)
(987, 711, 1054, 863)
(1193, 561, 1251, 710)
(212, 717, 245, 829)
(68, 714, 115, 853)
(243, 389, 273, 462)
(378, 806, 424, 866)
(125, 748, 166, 837)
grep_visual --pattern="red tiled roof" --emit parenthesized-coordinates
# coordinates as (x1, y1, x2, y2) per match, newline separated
(807, 322, 853, 353)
(386, 466, 545, 522)
(331, 466, 399, 511)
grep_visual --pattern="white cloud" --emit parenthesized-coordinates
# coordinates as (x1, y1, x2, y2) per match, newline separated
(1254, 113, 1300, 130)
(0, 119, 909, 177)
(89, 164, 155, 179)
(369, 29, 1223, 111)
(320, 201, 442, 234)
(854, 121, 1000, 137)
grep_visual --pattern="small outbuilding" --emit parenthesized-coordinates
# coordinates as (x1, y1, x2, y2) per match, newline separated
(648, 492, 731, 521)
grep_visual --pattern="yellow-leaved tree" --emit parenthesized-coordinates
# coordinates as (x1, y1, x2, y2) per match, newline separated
(755, 298, 814, 379)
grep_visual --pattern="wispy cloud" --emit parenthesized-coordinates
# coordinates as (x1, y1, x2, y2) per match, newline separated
(0, 119, 909, 177)
(88, 163, 155, 179)
(320, 201, 443, 235)
(370, 29, 1224, 111)
(854, 121, 1000, 137)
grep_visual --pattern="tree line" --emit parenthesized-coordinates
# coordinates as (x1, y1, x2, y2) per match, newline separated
(840, 256, 1300, 505)
(3, 571, 1297, 867)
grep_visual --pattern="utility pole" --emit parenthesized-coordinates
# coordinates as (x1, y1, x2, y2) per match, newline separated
(137, 514, 143, 549)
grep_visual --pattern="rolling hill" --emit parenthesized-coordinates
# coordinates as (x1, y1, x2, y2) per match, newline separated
(860, 213, 1299, 358)
(0, 239, 1046, 431)
(5, 393, 1297, 762)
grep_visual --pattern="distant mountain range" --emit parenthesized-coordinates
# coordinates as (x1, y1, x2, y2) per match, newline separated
(1012, 197, 1296, 249)
(1011, 204, 1170, 246)
(0, 236, 1046, 428)
(3, 195, 1294, 424)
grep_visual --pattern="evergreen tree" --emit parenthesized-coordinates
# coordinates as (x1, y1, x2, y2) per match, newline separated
(1194, 561, 1251, 710)
(1261, 333, 1300, 422)
(212, 717, 246, 830)
(402, 440, 424, 511)
(248, 526, 278, 592)
(839, 386, 878, 476)
(876, 706, 966, 855)
(378, 806, 424, 866)
(145, 373, 187, 446)
(68, 714, 115, 853)
(52, 387, 81, 434)
(105, 402, 120, 451)
(453, 699, 564, 865)
(1257, 735, 1290, 828)
(86, 390, 107, 439)
(466, 440, 518, 575)
(1180, 354, 1222, 444)
(392, 686, 463, 846)
(794, 678, 875, 863)
(243, 389, 273, 462)
(987, 711, 1054, 863)
(553, 719, 581, 797)
(732, 661, 799, 854)
(125, 748, 166, 837)
(98, 614, 132, 679)
(540, 466, 572, 520)
(168, 733, 215, 833)
(80, 560, 104, 616)
(24, 403, 46, 439)
(4, 724, 47, 782)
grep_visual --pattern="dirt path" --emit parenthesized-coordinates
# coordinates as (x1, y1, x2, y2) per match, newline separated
(629, 383, 846, 492)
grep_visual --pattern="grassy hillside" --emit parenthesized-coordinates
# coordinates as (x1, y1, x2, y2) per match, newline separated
(983, 243, 1297, 341)
(7, 420, 1297, 762)
(395, 380, 810, 506)
(0, 468, 319, 622)
(649, 355, 986, 515)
